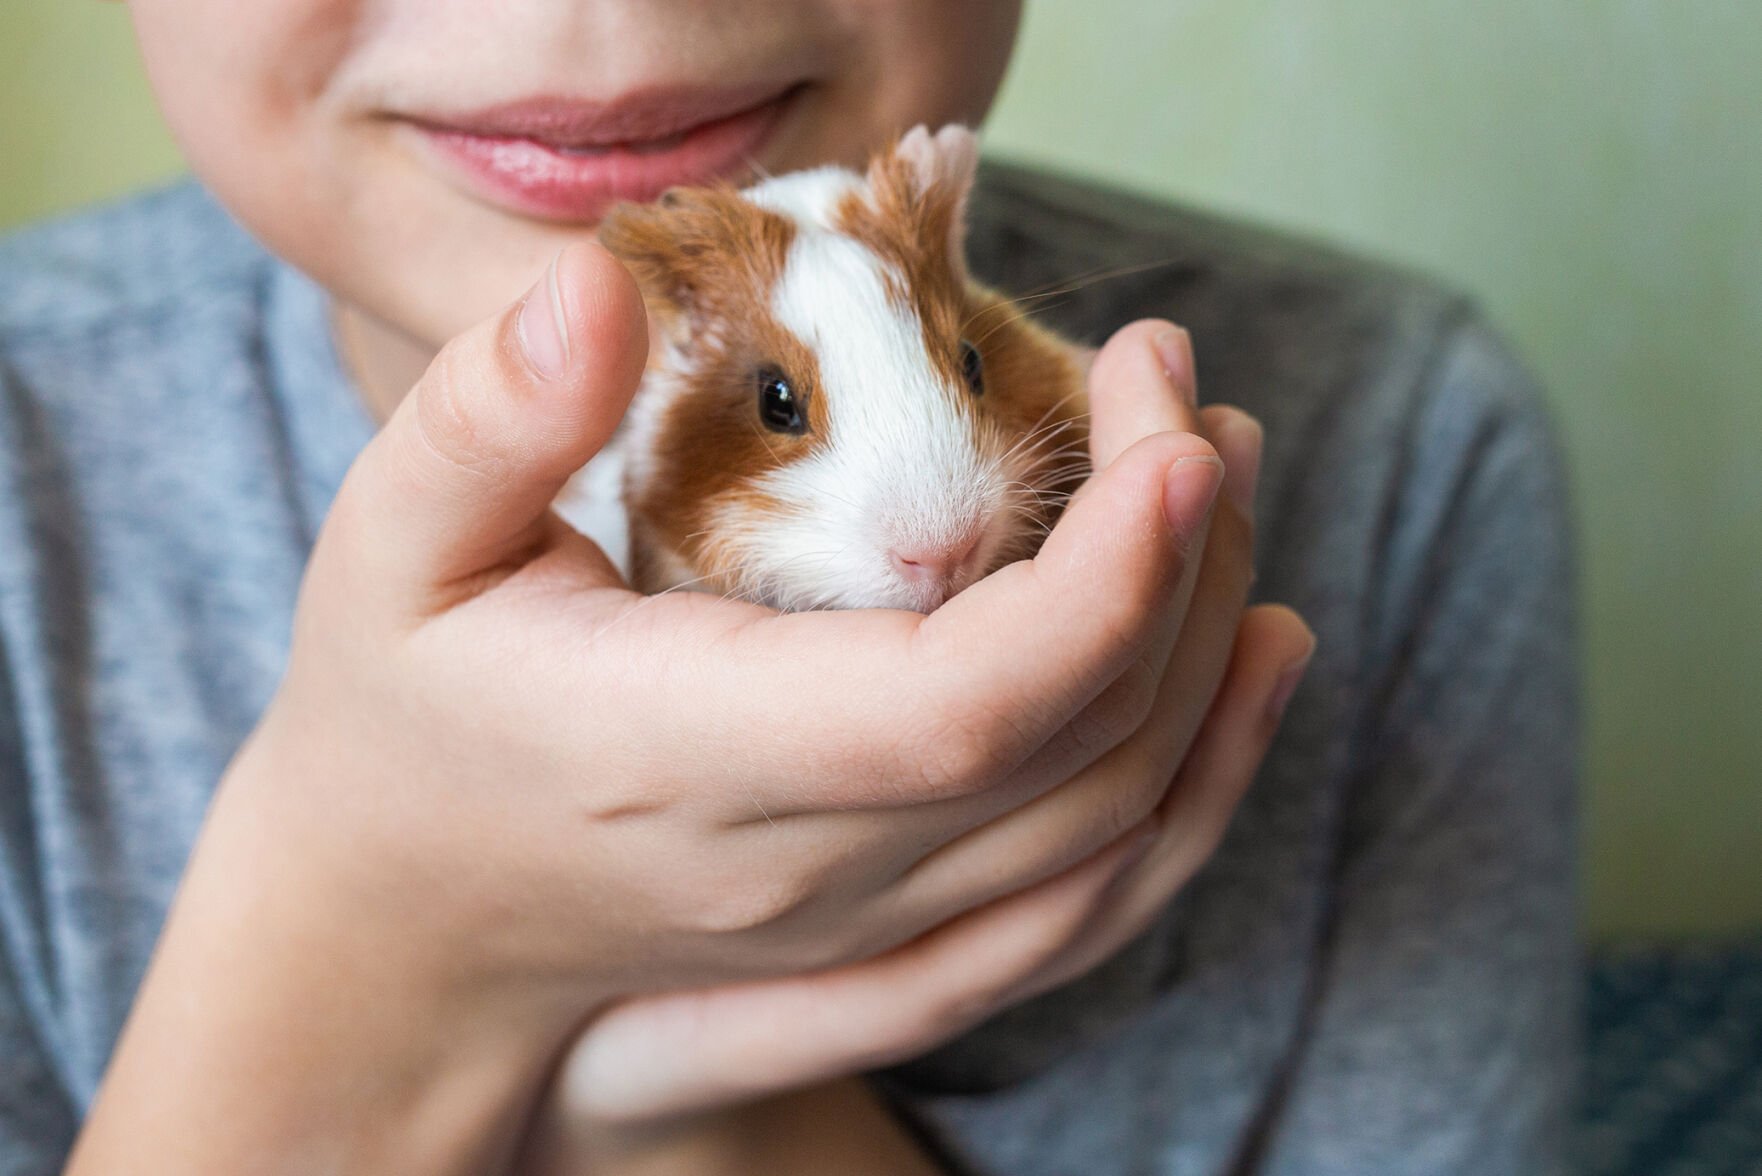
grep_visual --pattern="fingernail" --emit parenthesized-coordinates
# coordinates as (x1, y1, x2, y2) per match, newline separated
(1162, 454, 1224, 543)
(1152, 327, 1197, 407)
(1267, 646, 1316, 723)
(517, 250, 571, 381)
(1214, 410, 1264, 514)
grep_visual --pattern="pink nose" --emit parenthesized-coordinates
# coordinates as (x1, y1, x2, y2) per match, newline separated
(890, 536, 981, 585)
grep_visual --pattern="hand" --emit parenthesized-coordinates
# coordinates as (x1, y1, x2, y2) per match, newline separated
(516, 321, 1315, 1173)
(70, 250, 1270, 1173)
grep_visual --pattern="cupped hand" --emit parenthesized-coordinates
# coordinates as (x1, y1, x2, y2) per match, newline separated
(72, 225, 1314, 1172)
(75, 239, 1310, 1174)
(195, 244, 1256, 1066)
(515, 318, 1315, 1171)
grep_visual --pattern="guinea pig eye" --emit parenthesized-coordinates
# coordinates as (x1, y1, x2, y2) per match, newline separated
(959, 339, 985, 396)
(757, 366, 808, 435)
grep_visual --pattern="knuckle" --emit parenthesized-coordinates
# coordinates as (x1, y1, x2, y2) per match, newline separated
(834, 726, 928, 806)
(1060, 703, 1122, 764)
(1064, 656, 1161, 762)
(1116, 654, 1164, 729)
(1096, 779, 1159, 847)
(1093, 589, 1154, 658)
(688, 870, 816, 936)
(413, 344, 506, 480)
(1081, 587, 1166, 688)
(906, 704, 1033, 800)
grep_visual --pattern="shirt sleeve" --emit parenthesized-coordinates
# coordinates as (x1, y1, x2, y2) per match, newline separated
(1250, 317, 1581, 1175)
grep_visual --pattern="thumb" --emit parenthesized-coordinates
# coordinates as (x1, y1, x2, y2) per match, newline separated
(332, 242, 648, 608)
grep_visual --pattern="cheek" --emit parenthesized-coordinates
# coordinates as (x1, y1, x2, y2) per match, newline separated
(131, 0, 351, 127)
(132, 0, 569, 349)
(860, 0, 1021, 119)
(129, 0, 1023, 357)
(132, 0, 360, 258)
(775, 0, 1022, 173)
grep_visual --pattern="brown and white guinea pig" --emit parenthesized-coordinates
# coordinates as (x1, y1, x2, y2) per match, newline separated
(553, 125, 1091, 614)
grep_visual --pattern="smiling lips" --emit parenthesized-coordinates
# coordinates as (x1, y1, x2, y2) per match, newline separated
(411, 83, 797, 222)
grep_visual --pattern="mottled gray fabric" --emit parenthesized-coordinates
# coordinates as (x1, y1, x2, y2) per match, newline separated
(0, 166, 1578, 1175)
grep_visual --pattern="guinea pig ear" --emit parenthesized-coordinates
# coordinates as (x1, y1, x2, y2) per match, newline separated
(599, 186, 792, 344)
(597, 195, 701, 341)
(869, 124, 981, 271)
(892, 124, 981, 199)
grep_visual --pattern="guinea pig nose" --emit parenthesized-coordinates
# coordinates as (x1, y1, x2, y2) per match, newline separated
(890, 535, 981, 584)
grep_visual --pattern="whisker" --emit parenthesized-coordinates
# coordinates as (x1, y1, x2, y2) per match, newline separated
(1001, 255, 1187, 305)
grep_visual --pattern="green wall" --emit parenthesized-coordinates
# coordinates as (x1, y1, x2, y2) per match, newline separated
(984, 4, 1762, 940)
(4, 2, 1758, 938)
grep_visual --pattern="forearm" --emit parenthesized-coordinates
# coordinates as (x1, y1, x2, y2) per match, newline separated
(67, 771, 563, 1176)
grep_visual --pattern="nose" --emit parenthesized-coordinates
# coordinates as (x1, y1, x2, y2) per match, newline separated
(890, 534, 981, 585)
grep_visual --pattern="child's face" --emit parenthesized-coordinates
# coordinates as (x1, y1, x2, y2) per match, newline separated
(129, 0, 1021, 350)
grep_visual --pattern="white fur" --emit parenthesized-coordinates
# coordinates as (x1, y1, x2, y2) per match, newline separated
(552, 448, 630, 575)
(744, 166, 860, 228)
(722, 166, 1017, 612)
(553, 356, 695, 583)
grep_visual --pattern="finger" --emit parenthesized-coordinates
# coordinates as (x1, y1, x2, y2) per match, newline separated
(909, 432, 1223, 774)
(594, 609, 1307, 1138)
(932, 382, 1266, 820)
(609, 332, 1228, 818)
(675, 427, 1222, 816)
(1200, 403, 1263, 517)
(847, 404, 1264, 877)
(1019, 322, 1207, 775)
(700, 608, 1309, 1117)
(1145, 604, 1313, 882)
(1003, 402, 1265, 800)
(875, 493, 1255, 931)
(1087, 320, 1200, 469)
(549, 819, 1160, 1126)
(1104, 409, 1261, 773)
(720, 403, 1259, 950)
(329, 242, 648, 611)
(1009, 604, 1315, 1003)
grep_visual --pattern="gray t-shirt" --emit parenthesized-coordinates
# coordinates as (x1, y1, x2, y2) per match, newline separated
(0, 165, 1578, 1175)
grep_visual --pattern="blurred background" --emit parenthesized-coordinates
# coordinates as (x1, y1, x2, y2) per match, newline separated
(2, 3, 1757, 944)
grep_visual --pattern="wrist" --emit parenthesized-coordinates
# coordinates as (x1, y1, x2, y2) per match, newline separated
(70, 732, 594, 1175)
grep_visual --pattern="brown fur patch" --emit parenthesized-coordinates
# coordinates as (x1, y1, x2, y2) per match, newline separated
(599, 189, 830, 595)
(834, 151, 973, 392)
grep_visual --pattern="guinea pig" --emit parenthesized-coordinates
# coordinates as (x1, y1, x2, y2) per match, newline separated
(553, 125, 1091, 614)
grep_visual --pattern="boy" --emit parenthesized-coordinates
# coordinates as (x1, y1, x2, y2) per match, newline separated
(0, 2, 1575, 1172)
